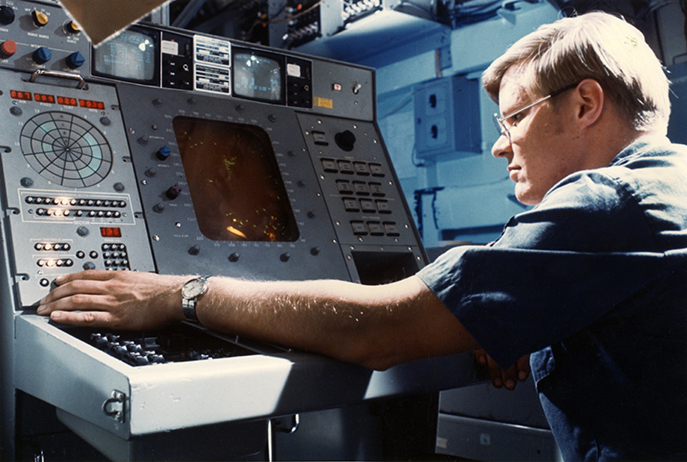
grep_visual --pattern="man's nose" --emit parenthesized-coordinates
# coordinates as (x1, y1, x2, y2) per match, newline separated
(491, 133, 512, 158)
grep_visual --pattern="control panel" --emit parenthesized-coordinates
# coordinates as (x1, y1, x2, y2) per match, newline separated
(0, 68, 156, 306)
(0, 1, 425, 308)
(0, 0, 89, 73)
(0, 5, 471, 460)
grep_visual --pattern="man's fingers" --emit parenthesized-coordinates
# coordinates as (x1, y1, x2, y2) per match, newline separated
(40, 276, 114, 307)
(516, 355, 531, 381)
(50, 309, 114, 327)
(38, 291, 111, 316)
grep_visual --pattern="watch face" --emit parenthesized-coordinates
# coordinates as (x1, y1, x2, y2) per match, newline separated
(183, 278, 207, 298)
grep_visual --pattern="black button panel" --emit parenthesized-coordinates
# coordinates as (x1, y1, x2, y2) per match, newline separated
(320, 157, 404, 240)
(84, 327, 252, 367)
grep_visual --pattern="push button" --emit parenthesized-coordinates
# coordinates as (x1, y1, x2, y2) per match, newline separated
(368, 222, 384, 236)
(338, 160, 354, 174)
(321, 158, 338, 173)
(384, 222, 400, 236)
(369, 163, 384, 177)
(376, 200, 392, 214)
(343, 198, 359, 212)
(336, 180, 353, 194)
(369, 183, 384, 196)
(360, 199, 376, 213)
(351, 221, 367, 235)
(353, 182, 370, 195)
(312, 131, 328, 146)
(354, 162, 370, 175)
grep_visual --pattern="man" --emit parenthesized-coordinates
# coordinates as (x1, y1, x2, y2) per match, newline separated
(38, 12, 686, 460)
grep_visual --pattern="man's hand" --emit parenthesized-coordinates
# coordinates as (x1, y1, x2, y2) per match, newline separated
(474, 349, 530, 390)
(36, 270, 188, 331)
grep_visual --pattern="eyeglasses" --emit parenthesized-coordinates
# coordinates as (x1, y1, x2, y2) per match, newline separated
(493, 83, 579, 143)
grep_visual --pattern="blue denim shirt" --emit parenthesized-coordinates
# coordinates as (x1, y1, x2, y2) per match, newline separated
(418, 136, 687, 460)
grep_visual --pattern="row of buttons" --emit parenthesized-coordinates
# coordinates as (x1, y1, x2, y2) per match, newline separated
(35, 208, 123, 218)
(343, 198, 391, 214)
(37, 258, 74, 268)
(35, 244, 130, 269)
(336, 180, 384, 196)
(25, 196, 128, 208)
(321, 158, 384, 176)
(34, 242, 71, 251)
(90, 333, 166, 366)
(351, 221, 400, 237)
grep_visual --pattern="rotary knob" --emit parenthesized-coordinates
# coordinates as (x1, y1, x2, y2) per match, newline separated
(65, 20, 80, 34)
(33, 46, 52, 64)
(1, 40, 17, 57)
(0, 6, 15, 25)
(166, 184, 182, 200)
(31, 10, 48, 27)
(156, 145, 171, 160)
(66, 51, 85, 69)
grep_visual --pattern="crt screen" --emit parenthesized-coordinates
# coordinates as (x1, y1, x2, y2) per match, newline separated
(93, 29, 156, 81)
(173, 117, 299, 242)
(233, 52, 282, 102)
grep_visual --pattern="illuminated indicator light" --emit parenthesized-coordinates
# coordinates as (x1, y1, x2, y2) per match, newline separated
(226, 226, 247, 239)
(57, 96, 78, 106)
(80, 99, 105, 110)
(34, 93, 55, 103)
(100, 227, 122, 238)
(10, 90, 32, 101)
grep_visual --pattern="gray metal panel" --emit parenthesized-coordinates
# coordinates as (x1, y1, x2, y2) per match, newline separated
(15, 315, 133, 439)
(16, 314, 477, 439)
(436, 413, 561, 461)
(0, 2, 91, 75)
(115, 82, 353, 282)
(0, 69, 156, 308)
(309, 58, 375, 121)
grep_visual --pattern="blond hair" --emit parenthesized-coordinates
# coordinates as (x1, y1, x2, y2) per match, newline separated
(482, 12, 670, 134)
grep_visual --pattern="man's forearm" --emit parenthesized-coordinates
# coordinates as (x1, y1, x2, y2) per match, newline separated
(37, 270, 475, 370)
(196, 275, 474, 370)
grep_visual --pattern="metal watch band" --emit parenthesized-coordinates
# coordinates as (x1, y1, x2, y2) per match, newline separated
(181, 276, 209, 322)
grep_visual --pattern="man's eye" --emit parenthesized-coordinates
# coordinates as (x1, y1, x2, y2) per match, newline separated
(510, 113, 523, 125)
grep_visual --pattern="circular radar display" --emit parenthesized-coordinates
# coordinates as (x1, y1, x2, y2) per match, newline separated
(21, 111, 113, 188)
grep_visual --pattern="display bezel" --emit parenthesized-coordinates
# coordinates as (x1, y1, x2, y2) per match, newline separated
(232, 47, 286, 105)
(92, 26, 160, 86)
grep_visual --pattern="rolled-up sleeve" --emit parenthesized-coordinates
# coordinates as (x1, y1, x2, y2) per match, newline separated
(417, 243, 667, 369)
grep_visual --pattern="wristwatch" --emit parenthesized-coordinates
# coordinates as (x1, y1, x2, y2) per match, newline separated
(181, 276, 209, 322)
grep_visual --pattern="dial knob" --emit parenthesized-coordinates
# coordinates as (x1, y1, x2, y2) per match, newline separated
(66, 51, 85, 69)
(166, 184, 182, 200)
(33, 46, 52, 64)
(65, 20, 80, 34)
(31, 10, 48, 27)
(0, 6, 15, 25)
(156, 145, 171, 160)
(1, 40, 17, 57)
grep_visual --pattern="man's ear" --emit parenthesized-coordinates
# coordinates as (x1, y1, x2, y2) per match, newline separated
(573, 79, 604, 128)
